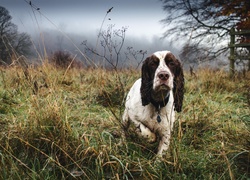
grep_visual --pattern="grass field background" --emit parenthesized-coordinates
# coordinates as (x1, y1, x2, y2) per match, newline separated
(0, 62, 249, 179)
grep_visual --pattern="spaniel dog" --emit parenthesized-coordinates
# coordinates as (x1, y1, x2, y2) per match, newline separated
(122, 51, 184, 156)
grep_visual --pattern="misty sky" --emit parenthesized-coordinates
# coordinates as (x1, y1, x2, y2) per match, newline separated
(1, 0, 186, 65)
(1, 0, 166, 40)
(0, 1, 229, 68)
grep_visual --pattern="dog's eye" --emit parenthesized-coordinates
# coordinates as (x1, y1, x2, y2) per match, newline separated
(150, 60, 158, 67)
(168, 61, 175, 67)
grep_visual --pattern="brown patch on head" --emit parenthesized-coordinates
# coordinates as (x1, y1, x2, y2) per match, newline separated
(164, 53, 181, 75)
(140, 55, 160, 106)
(147, 55, 160, 77)
(163, 53, 185, 112)
(164, 52, 176, 62)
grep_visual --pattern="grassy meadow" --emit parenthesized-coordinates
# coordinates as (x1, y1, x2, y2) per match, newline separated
(0, 62, 249, 179)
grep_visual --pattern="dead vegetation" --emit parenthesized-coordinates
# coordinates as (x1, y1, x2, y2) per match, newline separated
(0, 63, 249, 179)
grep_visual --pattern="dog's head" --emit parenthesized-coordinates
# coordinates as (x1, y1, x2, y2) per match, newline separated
(140, 51, 184, 112)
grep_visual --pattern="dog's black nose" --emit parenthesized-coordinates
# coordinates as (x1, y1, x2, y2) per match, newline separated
(158, 71, 169, 81)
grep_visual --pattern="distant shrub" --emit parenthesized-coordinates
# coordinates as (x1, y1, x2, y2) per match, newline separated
(50, 51, 72, 68)
(50, 51, 82, 68)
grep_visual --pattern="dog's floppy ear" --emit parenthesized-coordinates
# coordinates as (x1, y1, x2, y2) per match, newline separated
(140, 57, 151, 106)
(173, 59, 185, 112)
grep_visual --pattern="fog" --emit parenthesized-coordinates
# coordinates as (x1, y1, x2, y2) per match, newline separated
(1, 0, 230, 69)
(29, 27, 229, 70)
(29, 27, 180, 68)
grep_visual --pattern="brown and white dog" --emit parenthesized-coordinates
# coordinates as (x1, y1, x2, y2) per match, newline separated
(122, 51, 184, 156)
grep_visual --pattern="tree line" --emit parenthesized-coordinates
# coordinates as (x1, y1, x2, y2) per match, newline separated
(0, 6, 32, 65)
(161, 0, 250, 70)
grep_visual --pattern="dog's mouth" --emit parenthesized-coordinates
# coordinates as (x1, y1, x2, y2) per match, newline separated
(156, 83, 170, 91)
(160, 84, 169, 89)
(151, 84, 170, 102)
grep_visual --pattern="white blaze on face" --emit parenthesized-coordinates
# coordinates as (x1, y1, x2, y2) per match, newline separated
(153, 51, 174, 91)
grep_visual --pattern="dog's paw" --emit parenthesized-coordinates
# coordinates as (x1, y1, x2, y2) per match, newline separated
(136, 124, 156, 143)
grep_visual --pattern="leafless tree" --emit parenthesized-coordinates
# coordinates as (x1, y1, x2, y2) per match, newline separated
(160, 0, 248, 60)
(125, 47, 147, 69)
(84, 25, 127, 69)
(179, 42, 209, 65)
(84, 24, 147, 69)
(99, 24, 127, 69)
(0, 6, 32, 65)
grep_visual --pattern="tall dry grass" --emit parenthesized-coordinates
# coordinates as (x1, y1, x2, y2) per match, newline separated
(0, 63, 249, 179)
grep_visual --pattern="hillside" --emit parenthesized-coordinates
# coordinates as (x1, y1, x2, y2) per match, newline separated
(0, 64, 249, 179)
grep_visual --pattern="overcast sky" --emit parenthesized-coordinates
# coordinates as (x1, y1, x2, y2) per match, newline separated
(1, 0, 166, 40)
(0, 1, 229, 68)
(0, 0, 185, 64)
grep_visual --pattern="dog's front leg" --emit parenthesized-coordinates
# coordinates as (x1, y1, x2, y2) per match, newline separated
(157, 130, 171, 156)
(135, 123, 156, 143)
